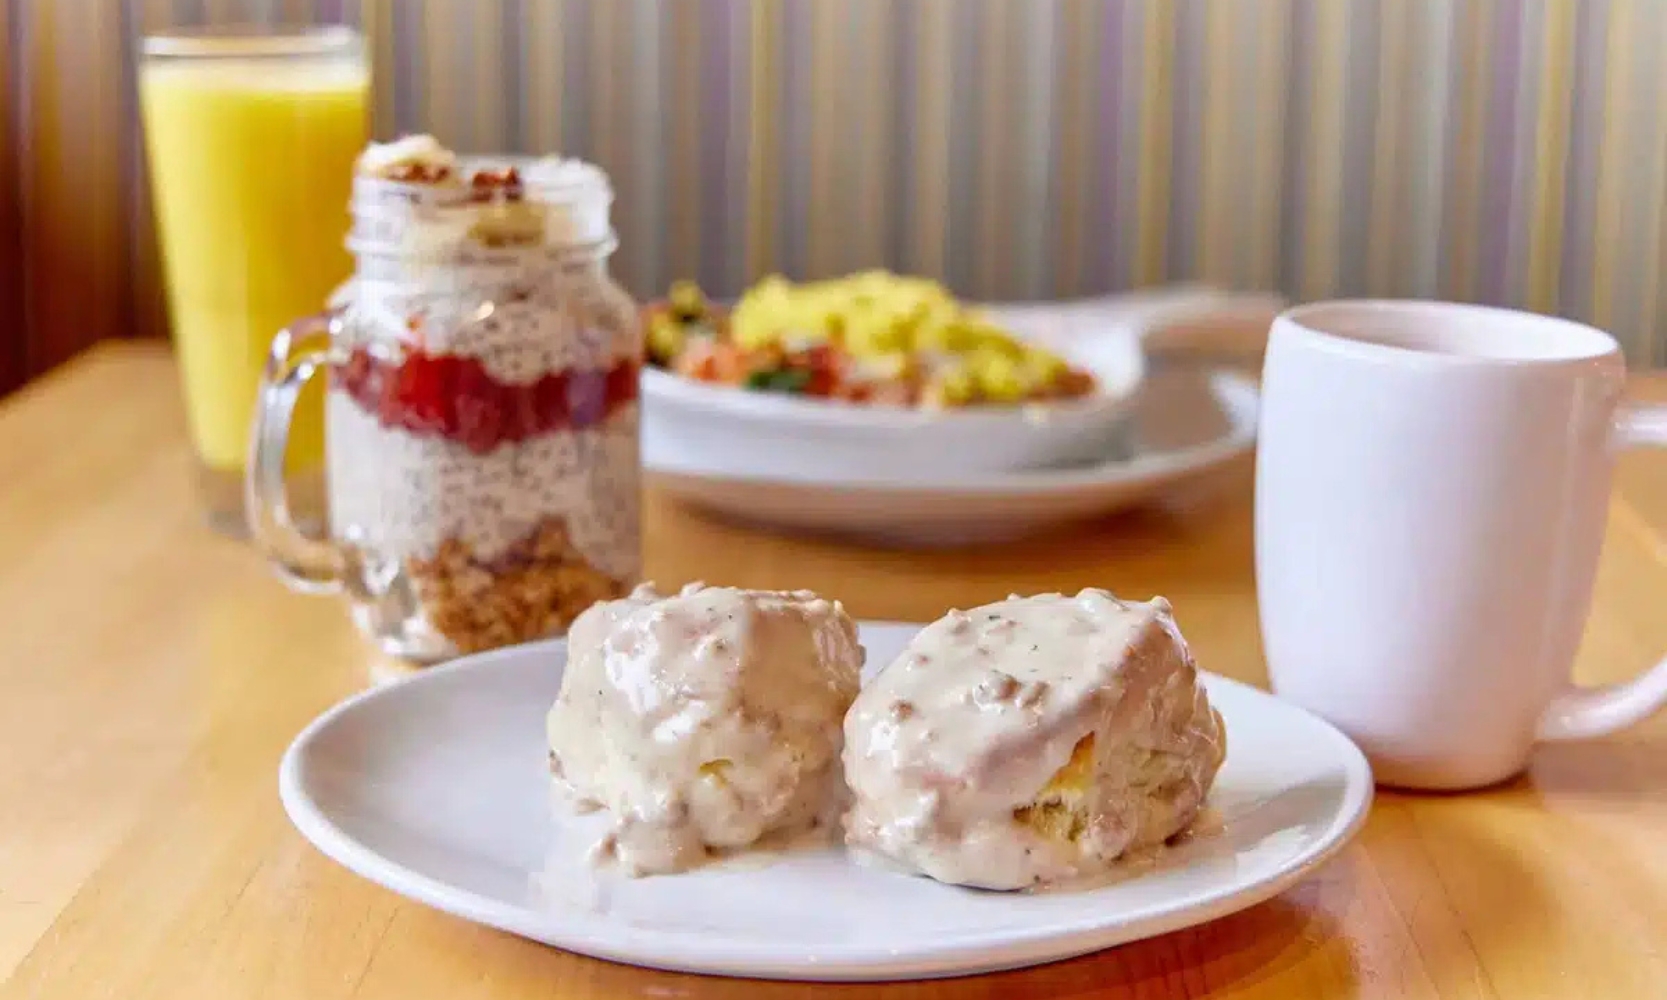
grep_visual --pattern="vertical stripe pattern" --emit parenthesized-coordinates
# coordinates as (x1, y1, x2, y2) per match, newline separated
(4, 0, 1667, 384)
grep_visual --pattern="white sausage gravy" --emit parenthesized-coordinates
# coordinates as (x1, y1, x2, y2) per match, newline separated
(842, 589, 1226, 890)
(546, 582, 863, 876)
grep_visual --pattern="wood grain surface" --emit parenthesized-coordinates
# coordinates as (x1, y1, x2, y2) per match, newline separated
(2, 342, 1665, 999)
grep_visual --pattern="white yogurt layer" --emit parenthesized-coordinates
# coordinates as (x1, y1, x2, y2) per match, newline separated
(327, 398, 639, 576)
(347, 267, 640, 384)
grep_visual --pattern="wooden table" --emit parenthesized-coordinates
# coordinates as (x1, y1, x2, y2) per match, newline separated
(3, 342, 1667, 1000)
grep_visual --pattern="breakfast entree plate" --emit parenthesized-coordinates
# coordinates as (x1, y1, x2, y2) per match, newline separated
(638, 278, 1277, 484)
(641, 282, 1279, 546)
(648, 369, 1258, 547)
(280, 621, 1372, 982)
(638, 273, 1146, 482)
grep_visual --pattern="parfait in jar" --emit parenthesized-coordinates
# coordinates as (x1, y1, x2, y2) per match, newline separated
(248, 135, 641, 662)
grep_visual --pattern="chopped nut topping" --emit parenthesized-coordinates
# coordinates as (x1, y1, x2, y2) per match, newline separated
(381, 161, 454, 184)
(357, 134, 459, 183)
(468, 166, 526, 202)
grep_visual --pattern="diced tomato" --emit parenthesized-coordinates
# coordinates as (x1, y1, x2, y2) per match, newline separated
(710, 342, 754, 384)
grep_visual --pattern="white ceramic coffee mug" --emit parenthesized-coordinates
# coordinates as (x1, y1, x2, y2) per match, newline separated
(1256, 300, 1667, 790)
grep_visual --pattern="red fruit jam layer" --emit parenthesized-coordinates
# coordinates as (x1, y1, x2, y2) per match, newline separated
(334, 346, 640, 454)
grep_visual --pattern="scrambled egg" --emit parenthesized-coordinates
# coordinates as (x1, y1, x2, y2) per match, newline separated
(728, 270, 1072, 405)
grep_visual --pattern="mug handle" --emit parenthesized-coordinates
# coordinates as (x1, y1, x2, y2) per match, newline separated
(1537, 400, 1667, 740)
(245, 312, 348, 594)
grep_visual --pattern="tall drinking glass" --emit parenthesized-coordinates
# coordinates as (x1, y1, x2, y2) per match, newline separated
(139, 26, 369, 534)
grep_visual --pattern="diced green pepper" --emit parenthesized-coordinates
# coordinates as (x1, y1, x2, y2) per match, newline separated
(744, 368, 812, 394)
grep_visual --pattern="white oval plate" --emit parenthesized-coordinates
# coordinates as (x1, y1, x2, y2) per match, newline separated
(280, 623, 1372, 982)
(649, 370, 1258, 547)
(640, 318, 1145, 481)
(638, 287, 1277, 484)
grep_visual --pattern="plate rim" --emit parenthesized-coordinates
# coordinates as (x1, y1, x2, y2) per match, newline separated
(645, 370, 1259, 498)
(639, 355, 1144, 431)
(279, 623, 1373, 982)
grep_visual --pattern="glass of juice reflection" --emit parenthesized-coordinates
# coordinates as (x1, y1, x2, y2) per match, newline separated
(140, 26, 367, 535)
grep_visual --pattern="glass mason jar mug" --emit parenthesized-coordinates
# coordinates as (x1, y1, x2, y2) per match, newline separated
(248, 149, 642, 662)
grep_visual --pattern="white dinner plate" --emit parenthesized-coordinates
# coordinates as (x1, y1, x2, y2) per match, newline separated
(638, 287, 1242, 484)
(280, 623, 1373, 982)
(640, 325, 1145, 481)
(648, 369, 1259, 546)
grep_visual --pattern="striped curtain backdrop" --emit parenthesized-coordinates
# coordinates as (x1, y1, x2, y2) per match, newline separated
(5, 0, 1667, 391)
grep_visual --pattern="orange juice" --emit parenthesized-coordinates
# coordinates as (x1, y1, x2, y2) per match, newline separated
(140, 31, 367, 478)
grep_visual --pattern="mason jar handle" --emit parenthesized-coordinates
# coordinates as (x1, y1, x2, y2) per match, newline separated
(246, 313, 347, 594)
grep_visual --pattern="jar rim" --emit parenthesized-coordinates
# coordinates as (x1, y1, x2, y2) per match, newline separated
(348, 157, 616, 257)
(344, 230, 619, 266)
